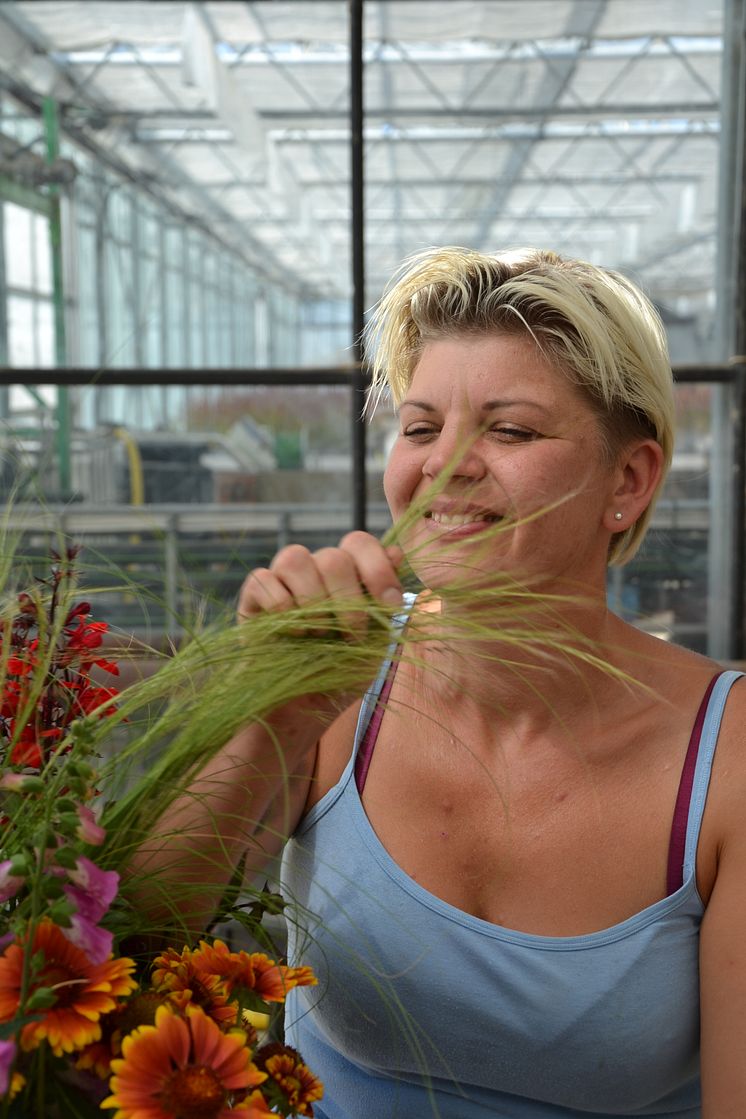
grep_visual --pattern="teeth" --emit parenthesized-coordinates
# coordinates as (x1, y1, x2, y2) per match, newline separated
(428, 512, 496, 526)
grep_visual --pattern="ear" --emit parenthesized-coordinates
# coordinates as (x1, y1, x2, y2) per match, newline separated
(602, 439, 664, 533)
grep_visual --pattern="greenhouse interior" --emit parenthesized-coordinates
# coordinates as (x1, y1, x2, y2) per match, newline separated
(0, 0, 741, 661)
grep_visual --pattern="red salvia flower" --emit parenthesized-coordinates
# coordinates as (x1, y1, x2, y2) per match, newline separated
(1, 550, 120, 772)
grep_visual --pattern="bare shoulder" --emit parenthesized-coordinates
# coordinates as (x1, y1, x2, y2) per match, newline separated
(620, 627, 746, 898)
(639, 626, 746, 854)
(303, 698, 365, 814)
(703, 663, 746, 830)
(615, 619, 733, 706)
(614, 619, 744, 777)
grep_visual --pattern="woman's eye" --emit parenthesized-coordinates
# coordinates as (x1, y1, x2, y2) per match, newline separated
(491, 425, 537, 442)
(402, 425, 438, 440)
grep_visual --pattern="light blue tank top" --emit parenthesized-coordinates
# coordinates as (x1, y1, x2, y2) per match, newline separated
(281, 652, 743, 1119)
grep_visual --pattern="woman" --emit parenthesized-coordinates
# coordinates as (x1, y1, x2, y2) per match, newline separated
(146, 248, 746, 1117)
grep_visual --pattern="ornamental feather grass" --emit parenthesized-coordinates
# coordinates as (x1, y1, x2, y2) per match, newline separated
(1, 470, 640, 931)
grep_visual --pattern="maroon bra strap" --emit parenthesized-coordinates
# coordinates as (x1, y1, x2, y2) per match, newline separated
(355, 660, 398, 794)
(665, 672, 722, 896)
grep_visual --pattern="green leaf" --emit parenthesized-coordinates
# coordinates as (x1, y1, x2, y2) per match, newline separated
(25, 986, 57, 1011)
(0, 1011, 42, 1038)
(205, 851, 247, 933)
(51, 847, 79, 870)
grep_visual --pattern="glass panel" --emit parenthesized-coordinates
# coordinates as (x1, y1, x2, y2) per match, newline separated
(105, 240, 135, 366)
(301, 299, 352, 365)
(77, 225, 100, 368)
(188, 279, 204, 366)
(33, 212, 52, 294)
(35, 302, 54, 367)
(607, 383, 717, 654)
(4, 203, 34, 290)
(203, 267, 219, 368)
(7, 295, 35, 365)
(140, 252, 163, 366)
(235, 276, 256, 365)
(164, 225, 183, 269)
(107, 188, 132, 241)
(165, 268, 186, 366)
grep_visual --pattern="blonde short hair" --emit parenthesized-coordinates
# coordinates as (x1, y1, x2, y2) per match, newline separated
(364, 245, 675, 566)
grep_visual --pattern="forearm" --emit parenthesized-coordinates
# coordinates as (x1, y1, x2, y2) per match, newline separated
(129, 701, 325, 933)
(131, 531, 402, 934)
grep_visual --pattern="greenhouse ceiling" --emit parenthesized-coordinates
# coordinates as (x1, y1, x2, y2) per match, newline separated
(0, 0, 725, 312)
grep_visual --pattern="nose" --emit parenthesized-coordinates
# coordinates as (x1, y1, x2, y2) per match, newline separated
(422, 425, 486, 482)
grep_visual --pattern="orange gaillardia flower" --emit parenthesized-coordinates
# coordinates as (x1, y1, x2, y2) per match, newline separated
(0, 919, 136, 1056)
(254, 1042, 324, 1117)
(186, 938, 317, 1002)
(102, 1003, 265, 1119)
(239, 1091, 275, 1116)
(151, 946, 236, 1026)
(76, 990, 168, 1078)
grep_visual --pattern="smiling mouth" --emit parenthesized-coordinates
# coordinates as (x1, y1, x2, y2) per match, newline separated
(425, 511, 501, 527)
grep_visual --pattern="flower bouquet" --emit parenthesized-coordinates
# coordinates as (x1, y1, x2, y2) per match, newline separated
(0, 544, 331, 1118)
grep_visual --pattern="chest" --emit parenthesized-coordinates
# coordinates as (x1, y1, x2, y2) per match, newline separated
(284, 772, 703, 1115)
(358, 698, 714, 936)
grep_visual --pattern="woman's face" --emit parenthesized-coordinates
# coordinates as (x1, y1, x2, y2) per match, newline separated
(383, 332, 622, 592)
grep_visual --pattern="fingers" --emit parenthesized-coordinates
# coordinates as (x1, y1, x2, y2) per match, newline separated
(338, 532, 403, 608)
(237, 533, 403, 636)
(238, 567, 295, 618)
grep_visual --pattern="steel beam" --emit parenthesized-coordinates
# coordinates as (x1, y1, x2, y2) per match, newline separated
(0, 365, 730, 387)
(350, 0, 367, 532)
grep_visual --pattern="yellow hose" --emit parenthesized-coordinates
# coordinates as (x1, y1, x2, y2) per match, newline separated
(112, 426, 144, 506)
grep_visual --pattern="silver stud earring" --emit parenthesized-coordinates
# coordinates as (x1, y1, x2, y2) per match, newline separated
(614, 512, 623, 521)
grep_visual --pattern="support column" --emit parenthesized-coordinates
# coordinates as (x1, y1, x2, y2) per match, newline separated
(350, 0, 367, 531)
(713, 0, 746, 659)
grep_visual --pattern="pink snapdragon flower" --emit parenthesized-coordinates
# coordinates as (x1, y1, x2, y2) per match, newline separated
(63, 857, 120, 964)
(0, 1039, 16, 1095)
(0, 773, 26, 792)
(67, 857, 119, 920)
(75, 804, 106, 845)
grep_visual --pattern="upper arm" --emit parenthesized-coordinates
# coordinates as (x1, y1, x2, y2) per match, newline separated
(247, 743, 318, 875)
(699, 824, 746, 1116)
(303, 698, 364, 814)
(699, 680, 746, 1116)
(250, 697, 363, 865)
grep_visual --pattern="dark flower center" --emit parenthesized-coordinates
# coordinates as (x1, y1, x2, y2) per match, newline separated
(38, 963, 81, 1008)
(159, 1066, 227, 1119)
(114, 991, 164, 1040)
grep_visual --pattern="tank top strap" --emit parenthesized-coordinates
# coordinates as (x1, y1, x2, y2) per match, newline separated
(679, 668, 744, 886)
(352, 592, 416, 792)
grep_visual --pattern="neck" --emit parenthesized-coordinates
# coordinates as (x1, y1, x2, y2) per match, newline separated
(407, 582, 643, 725)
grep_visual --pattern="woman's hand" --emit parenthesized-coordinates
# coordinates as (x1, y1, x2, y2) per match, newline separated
(238, 531, 404, 638)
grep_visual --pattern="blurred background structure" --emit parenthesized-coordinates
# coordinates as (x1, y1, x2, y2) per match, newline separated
(0, 0, 741, 658)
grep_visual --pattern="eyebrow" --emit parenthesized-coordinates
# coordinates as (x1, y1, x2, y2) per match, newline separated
(399, 398, 551, 415)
